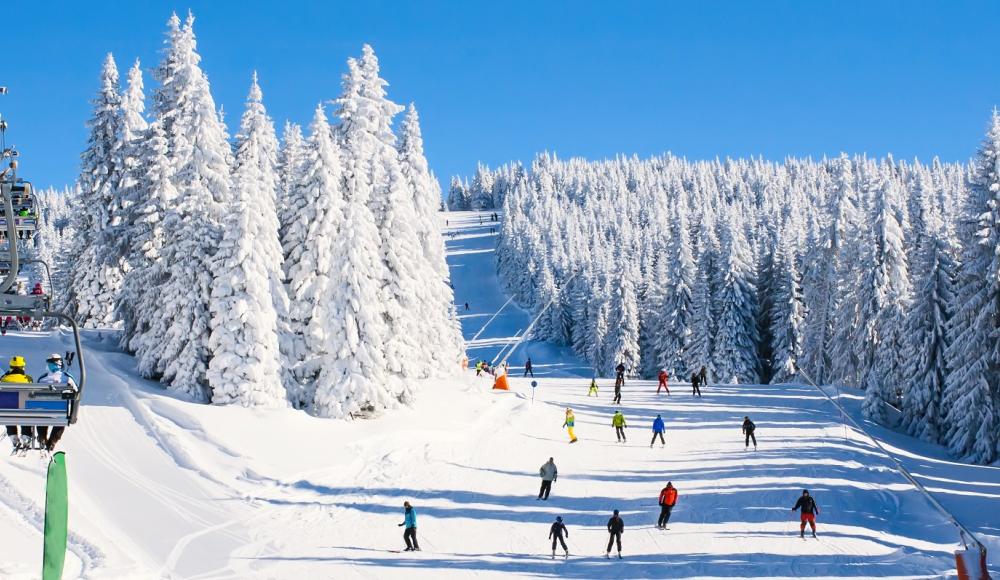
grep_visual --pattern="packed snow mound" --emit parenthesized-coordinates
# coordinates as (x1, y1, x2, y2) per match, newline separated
(0, 211, 992, 579)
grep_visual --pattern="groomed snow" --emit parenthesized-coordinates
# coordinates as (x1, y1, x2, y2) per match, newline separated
(0, 211, 995, 578)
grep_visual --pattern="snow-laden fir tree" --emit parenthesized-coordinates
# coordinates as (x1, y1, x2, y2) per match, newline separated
(604, 261, 641, 376)
(656, 195, 696, 378)
(352, 46, 431, 380)
(66, 53, 126, 327)
(448, 176, 471, 210)
(146, 13, 233, 399)
(312, 53, 393, 418)
(687, 234, 716, 378)
(206, 74, 288, 407)
(862, 180, 912, 422)
(277, 121, 307, 245)
(712, 214, 760, 384)
(941, 111, 1000, 464)
(118, 121, 175, 372)
(398, 104, 465, 371)
(282, 106, 345, 406)
(900, 186, 955, 442)
(768, 230, 806, 383)
(827, 157, 868, 386)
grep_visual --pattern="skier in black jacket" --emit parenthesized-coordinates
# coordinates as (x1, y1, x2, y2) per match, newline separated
(615, 362, 626, 387)
(742, 416, 757, 450)
(690, 371, 702, 397)
(549, 516, 569, 558)
(524, 358, 534, 378)
(792, 490, 819, 538)
(605, 509, 624, 559)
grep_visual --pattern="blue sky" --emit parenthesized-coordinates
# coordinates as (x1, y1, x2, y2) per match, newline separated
(2, 1, 999, 190)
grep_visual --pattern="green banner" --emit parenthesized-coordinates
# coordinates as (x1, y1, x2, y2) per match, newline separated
(42, 451, 68, 580)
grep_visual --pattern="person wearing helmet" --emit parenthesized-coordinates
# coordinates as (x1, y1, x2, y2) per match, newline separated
(3, 355, 35, 450)
(35, 353, 78, 451)
(548, 515, 569, 559)
(605, 509, 624, 559)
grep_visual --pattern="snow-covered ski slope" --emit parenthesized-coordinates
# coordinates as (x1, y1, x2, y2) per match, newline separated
(0, 211, 993, 579)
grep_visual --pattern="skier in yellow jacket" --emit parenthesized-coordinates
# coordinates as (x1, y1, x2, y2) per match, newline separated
(563, 408, 578, 443)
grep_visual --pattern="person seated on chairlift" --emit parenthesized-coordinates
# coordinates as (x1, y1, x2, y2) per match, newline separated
(3, 355, 36, 451)
(34, 353, 76, 451)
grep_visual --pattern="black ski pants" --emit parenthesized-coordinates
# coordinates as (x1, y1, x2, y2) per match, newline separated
(615, 426, 626, 442)
(404, 527, 419, 550)
(551, 534, 567, 551)
(745, 431, 757, 447)
(607, 531, 622, 553)
(524, 368, 534, 377)
(658, 505, 673, 527)
(692, 383, 701, 396)
(651, 431, 665, 445)
(539, 479, 552, 500)
(613, 389, 622, 404)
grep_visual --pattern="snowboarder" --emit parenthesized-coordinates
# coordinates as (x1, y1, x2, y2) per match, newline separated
(3, 355, 35, 451)
(650, 414, 666, 447)
(34, 354, 77, 451)
(791, 490, 819, 538)
(549, 516, 569, 558)
(524, 358, 534, 378)
(563, 408, 578, 443)
(690, 370, 702, 397)
(612, 410, 627, 443)
(657, 482, 678, 529)
(742, 416, 757, 450)
(657, 369, 670, 395)
(587, 378, 599, 397)
(538, 457, 557, 500)
(399, 501, 420, 551)
(605, 509, 624, 559)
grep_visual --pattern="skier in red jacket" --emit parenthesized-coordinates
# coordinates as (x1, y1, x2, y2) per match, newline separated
(657, 482, 678, 529)
(657, 369, 670, 395)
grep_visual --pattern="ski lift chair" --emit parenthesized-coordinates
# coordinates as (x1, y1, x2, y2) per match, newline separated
(0, 176, 85, 430)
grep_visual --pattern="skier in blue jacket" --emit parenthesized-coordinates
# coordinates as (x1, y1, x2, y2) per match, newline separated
(650, 414, 666, 447)
(398, 501, 420, 551)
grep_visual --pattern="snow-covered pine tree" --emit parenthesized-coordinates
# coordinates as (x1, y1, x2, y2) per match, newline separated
(311, 52, 393, 418)
(768, 231, 805, 383)
(398, 104, 465, 372)
(604, 260, 641, 376)
(114, 60, 150, 346)
(862, 180, 912, 422)
(148, 13, 234, 399)
(900, 186, 955, 442)
(687, 233, 716, 378)
(352, 46, 433, 380)
(283, 105, 345, 407)
(206, 74, 288, 407)
(118, 121, 175, 373)
(65, 53, 126, 327)
(942, 111, 1000, 463)
(448, 176, 471, 210)
(712, 214, 760, 384)
(277, 121, 307, 245)
(654, 194, 696, 377)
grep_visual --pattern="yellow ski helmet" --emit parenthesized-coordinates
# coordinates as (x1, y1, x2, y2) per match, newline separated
(9, 355, 25, 368)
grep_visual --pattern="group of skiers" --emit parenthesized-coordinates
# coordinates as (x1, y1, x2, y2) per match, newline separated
(475, 359, 507, 377)
(3, 352, 78, 453)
